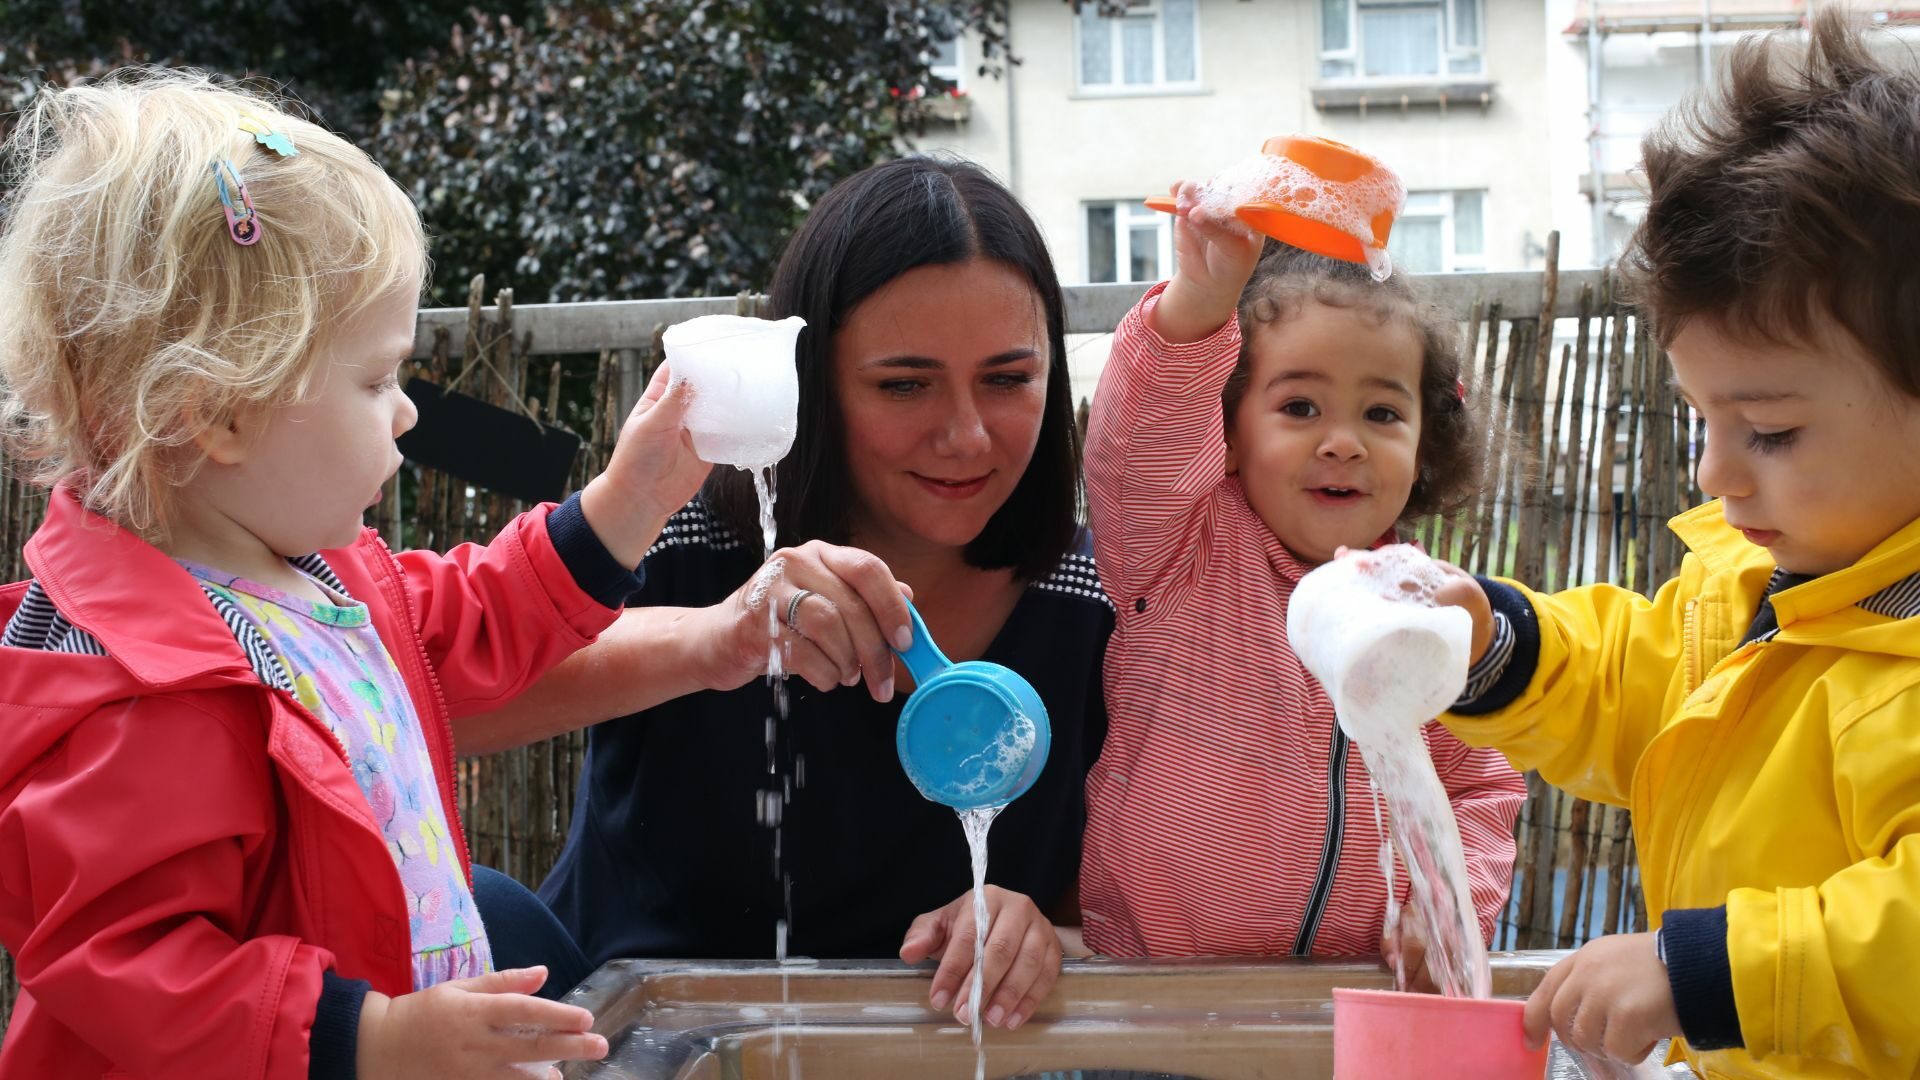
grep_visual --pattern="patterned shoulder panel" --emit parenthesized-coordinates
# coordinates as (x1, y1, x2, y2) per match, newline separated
(0, 554, 347, 694)
(645, 498, 747, 560)
(1031, 531, 1113, 610)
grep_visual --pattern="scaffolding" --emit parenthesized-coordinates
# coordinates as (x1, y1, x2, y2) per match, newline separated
(1567, 1, 1920, 260)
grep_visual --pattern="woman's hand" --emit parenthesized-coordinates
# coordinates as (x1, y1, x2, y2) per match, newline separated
(692, 540, 915, 702)
(900, 886, 1063, 1031)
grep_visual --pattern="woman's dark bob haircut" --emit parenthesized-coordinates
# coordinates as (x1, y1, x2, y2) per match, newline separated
(704, 155, 1081, 580)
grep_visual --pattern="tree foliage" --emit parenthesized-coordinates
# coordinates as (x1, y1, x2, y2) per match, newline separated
(378, 1, 1012, 305)
(0, 0, 536, 138)
(3, 0, 1021, 304)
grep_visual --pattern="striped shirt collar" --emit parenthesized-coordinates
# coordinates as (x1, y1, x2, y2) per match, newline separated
(2, 553, 352, 692)
(1766, 566, 1920, 624)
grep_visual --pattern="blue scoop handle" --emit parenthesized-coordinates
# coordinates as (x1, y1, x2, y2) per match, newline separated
(895, 602, 952, 686)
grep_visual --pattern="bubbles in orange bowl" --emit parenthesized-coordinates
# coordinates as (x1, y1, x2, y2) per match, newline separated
(1159, 135, 1407, 281)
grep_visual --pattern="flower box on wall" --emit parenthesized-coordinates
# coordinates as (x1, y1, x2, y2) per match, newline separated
(925, 91, 971, 123)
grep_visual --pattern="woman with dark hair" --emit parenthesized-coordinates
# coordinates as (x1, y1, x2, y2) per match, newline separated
(468, 156, 1112, 1032)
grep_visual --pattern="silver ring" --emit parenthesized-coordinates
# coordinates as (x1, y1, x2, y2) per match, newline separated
(785, 589, 816, 633)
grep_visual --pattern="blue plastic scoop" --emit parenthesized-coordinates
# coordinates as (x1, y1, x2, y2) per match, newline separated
(891, 602, 1051, 810)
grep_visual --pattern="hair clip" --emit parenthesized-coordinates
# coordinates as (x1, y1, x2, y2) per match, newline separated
(210, 159, 263, 246)
(237, 115, 298, 157)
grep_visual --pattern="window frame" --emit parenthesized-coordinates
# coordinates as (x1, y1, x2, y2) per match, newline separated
(1318, 0, 1486, 84)
(1083, 199, 1176, 285)
(1074, 0, 1204, 96)
(927, 33, 966, 92)
(1388, 189, 1489, 275)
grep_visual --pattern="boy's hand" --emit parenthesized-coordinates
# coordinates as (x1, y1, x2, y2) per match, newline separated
(1150, 179, 1264, 345)
(580, 363, 713, 569)
(1523, 933, 1680, 1063)
(899, 886, 1062, 1031)
(1432, 561, 1494, 665)
(357, 966, 608, 1080)
(1331, 548, 1495, 665)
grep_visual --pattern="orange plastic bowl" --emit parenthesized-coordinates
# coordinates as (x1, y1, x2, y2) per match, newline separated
(1145, 135, 1399, 268)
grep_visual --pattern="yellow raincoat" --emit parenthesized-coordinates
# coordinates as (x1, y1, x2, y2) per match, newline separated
(1443, 501, 1920, 1079)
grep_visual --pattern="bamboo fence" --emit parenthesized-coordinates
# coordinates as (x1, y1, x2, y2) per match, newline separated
(0, 244, 1699, 1033)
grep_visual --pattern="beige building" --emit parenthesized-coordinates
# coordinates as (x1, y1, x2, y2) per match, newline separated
(911, 0, 1556, 403)
(919, 0, 1557, 287)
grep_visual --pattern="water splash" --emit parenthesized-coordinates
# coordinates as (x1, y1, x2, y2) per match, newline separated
(750, 464, 802, 1078)
(1359, 731, 1490, 999)
(959, 804, 1005, 1080)
(1368, 779, 1403, 987)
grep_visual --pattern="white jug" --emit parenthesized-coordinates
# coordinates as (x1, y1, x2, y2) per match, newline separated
(663, 314, 806, 469)
(1287, 545, 1473, 744)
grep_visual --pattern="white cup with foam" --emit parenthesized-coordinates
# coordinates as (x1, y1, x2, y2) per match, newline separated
(1287, 545, 1473, 744)
(663, 314, 806, 469)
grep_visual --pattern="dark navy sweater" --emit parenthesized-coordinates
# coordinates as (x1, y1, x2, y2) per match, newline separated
(541, 499, 1115, 964)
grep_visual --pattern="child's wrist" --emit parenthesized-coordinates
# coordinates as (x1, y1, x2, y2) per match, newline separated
(1152, 277, 1238, 345)
(355, 991, 394, 1078)
(579, 476, 670, 571)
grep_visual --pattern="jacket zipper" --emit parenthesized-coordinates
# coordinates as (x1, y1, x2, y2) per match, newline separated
(1293, 723, 1350, 955)
(370, 535, 476, 880)
(1683, 598, 1701, 692)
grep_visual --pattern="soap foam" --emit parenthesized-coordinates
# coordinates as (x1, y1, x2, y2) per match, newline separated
(946, 711, 1038, 800)
(1196, 150, 1406, 281)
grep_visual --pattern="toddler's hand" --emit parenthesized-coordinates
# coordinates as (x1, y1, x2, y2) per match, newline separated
(1430, 560, 1494, 665)
(1380, 902, 1440, 994)
(357, 966, 608, 1080)
(899, 886, 1062, 1031)
(1329, 547, 1494, 667)
(580, 362, 713, 569)
(1151, 179, 1265, 344)
(1523, 933, 1679, 1063)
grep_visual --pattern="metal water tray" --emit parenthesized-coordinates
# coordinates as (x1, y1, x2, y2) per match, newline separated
(558, 952, 1687, 1079)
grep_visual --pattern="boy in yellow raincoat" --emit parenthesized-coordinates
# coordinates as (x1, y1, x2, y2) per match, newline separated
(1418, 9, 1920, 1079)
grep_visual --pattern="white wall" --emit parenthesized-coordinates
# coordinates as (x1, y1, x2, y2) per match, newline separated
(920, 0, 1555, 283)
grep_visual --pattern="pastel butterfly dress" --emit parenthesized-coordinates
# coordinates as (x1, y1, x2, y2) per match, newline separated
(182, 562, 493, 989)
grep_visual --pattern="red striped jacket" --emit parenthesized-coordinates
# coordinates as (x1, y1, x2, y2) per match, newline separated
(1079, 282, 1525, 959)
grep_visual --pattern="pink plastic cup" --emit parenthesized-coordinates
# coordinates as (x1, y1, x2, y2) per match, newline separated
(1333, 987, 1549, 1079)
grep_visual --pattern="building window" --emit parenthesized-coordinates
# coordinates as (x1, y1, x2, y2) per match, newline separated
(1077, 0, 1200, 93)
(1320, 0, 1484, 81)
(927, 34, 964, 91)
(1086, 201, 1174, 284)
(1387, 190, 1487, 274)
